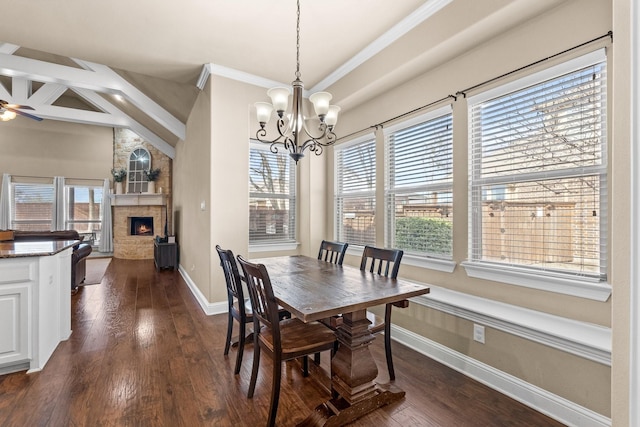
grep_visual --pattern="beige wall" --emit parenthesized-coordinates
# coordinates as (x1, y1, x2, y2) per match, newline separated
(0, 117, 112, 179)
(610, 0, 633, 425)
(174, 81, 213, 300)
(327, 0, 615, 417)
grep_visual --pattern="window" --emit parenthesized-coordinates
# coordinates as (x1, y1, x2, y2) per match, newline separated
(66, 184, 103, 246)
(385, 107, 453, 259)
(128, 147, 150, 193)
(249, 142, 296, 244)
(10, 180, 54, 230)
(335, 135, 376, 247)
(467, 50, 607, 285)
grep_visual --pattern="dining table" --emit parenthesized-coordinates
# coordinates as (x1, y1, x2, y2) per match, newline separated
(250, 255, 430, 426)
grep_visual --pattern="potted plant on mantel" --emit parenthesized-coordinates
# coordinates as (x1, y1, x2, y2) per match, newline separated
(144, 168, 161, 194)
(111, 168, 127, 194)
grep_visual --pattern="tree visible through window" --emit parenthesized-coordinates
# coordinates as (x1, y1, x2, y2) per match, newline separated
(468, 51, 607, 279)
(249, 142, 296, 244)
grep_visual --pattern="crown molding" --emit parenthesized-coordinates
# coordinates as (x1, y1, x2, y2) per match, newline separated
(310, 0, 453, 93)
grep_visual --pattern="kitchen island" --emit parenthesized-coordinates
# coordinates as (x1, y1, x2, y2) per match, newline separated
(0, 239, 77, 375)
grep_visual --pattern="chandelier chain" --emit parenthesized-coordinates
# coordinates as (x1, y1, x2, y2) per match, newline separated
(295, 0, 301, 79)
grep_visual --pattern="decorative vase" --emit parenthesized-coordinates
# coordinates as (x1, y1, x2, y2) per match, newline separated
(115, 181, 123, 194)
(147, 181, 156, 194)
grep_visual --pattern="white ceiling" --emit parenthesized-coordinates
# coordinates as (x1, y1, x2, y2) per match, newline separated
(0, 0, 566, 152)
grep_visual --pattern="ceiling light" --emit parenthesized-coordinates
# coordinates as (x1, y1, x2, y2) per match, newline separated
(254, 0, 340, 163)
(0, 110, 17, 121)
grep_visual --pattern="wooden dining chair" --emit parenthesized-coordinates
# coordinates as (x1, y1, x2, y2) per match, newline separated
(237, 255, 337, 427)
(360, 245, 404, 381)
(216, 245, 252, 375)
(317, 240, 349, 265)
(314, 240, 348, 364)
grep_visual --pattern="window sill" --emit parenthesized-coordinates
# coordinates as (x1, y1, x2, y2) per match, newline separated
(249, 241, 299, 253)
(461, 261, 611, 301)
(412, 285, 611, 365)
(403, 254, 456, 273)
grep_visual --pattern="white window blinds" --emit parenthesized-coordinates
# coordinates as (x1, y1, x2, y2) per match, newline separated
(335, 135, 376, 246)
(249, 143, 296, 244)
(10, 181, 55, 230)
(468, 50, 607, 280)
(384, 107, 453, 258)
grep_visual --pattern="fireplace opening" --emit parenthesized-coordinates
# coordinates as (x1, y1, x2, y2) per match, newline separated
(130, 216, 154, 236)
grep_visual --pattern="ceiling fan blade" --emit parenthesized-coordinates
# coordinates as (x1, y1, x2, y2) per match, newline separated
(0, 100, 36, 110)
(7, 107, 43, 121)
(10, 104, 35, 111)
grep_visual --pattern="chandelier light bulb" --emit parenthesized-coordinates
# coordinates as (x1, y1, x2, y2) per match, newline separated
(267, 87, 290, 115)
(325, 105, 341, 128)
(309, 92, 332, 118)
(255, 102, 274, 126)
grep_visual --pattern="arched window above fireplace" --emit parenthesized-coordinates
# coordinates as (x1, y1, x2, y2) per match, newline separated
(128, 147, 151, 194)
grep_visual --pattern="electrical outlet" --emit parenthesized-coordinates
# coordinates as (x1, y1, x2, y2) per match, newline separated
(473, 324, 485, 344)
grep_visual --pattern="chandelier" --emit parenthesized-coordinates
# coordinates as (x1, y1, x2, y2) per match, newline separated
(254, 0, 340, 163)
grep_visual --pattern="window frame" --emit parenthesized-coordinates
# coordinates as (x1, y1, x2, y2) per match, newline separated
(334, 133, 377, 249)
(383, 106, 456, 272)
(65, 183, 104, 247)
(463, 49, 611, 301)
(127, 147, 151, 194)
(248, 141, 297, 251)
(9, 179, 55, 231)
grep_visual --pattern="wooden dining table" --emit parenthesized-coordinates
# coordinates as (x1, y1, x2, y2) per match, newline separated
(250, 255, 430, 426)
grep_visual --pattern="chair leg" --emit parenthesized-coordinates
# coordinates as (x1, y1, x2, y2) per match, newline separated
(302, 355, 309, 377)
(267, 358, 282, 427)
(234, 319, 246, 375)
(248, 343, 260, 398)
(314, 352, 320, 365)
(224, 312, 233, 356)
(384, 305, 395, 381)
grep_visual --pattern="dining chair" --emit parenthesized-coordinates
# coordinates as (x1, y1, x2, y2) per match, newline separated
(237, 255, 337, 427)
(314, 240, 348, 364)
(216, 245, 252, 375)
(317, 240, 349, 265)
(360, 245, 404, 381)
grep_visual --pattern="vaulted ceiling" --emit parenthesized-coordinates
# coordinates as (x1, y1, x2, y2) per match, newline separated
(0, 0, 566, 158)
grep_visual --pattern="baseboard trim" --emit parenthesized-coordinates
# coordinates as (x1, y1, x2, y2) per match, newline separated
(178, 265, 226, 316)
(391, 325, 611, 427)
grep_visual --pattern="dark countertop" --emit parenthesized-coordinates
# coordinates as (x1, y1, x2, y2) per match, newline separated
(0, 240, 80, 259)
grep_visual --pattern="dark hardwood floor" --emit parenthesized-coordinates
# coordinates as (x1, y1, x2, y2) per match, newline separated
(0, 258, 566, 426)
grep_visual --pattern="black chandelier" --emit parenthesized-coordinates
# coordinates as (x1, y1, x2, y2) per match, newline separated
(254, 0, 340, 163)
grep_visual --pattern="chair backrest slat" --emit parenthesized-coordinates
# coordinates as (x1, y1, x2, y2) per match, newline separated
(216, 245, 246, 313)
(317, 240, 349, 266)
(237, 255, 281, 347)
(360, 245, 403, 279)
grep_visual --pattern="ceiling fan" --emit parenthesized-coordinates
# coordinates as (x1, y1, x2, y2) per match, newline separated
(0, 99, 43, 122)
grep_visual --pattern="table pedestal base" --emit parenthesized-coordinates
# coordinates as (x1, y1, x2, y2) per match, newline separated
(297, 309, 405, 426)
(297, 385, 405, 427)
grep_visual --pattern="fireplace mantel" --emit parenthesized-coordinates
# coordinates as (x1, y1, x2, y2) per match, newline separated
(109, 194, 166, 206)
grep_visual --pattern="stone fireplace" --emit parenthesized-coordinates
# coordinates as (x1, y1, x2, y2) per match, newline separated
(112, 195, 166, 259)
(111, 129, 172, 260)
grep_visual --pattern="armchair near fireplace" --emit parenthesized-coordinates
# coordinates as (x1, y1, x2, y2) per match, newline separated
(12, 230, 93, 290)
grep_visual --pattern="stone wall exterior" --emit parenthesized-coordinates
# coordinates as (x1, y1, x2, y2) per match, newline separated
(113, 129, 173, 259)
